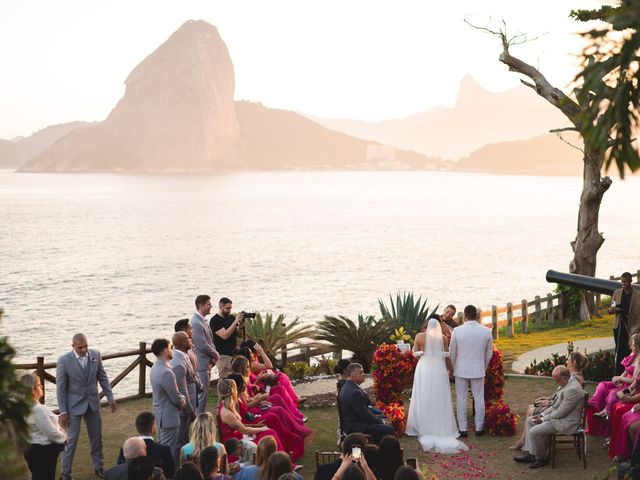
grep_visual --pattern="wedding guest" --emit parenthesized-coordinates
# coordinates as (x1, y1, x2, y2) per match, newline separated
(329, 453, 376, 480)
(338, 363, 395, 444)
(377, 435, 403, 480)
(511, 350, 588, 450)
(334, 359, 351, 391)
(611, 273, 640, 375)
(190, 295, 219, 414)
(56, 333, 116, 480)
(211, 297, 245, 380)
(514, 366, 585, 469)
(172, 331, 196, 444)
(174, 463, 204, 480)
(313, 433, 368, 480)
(439, 305, 460, 330)
(263, 452, 297, 480)
(226, 373, 305, 460)
(105, 437, 165, 480)
(180, 412, 226, 465)
(116, 412, 175, 478)
(223, 438, 243, 463)
(235, 435, 277, 480)
(393, 465, 427, 480)
(21, 372, 66, 480)
(128, 455, 161, 480)
(175, 318, 204, 401)
(200, 445, 232, 480)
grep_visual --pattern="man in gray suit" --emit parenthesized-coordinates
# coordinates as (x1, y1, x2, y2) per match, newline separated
(171, 331, 196, 445)
(189, 295, 219, 414)
(150, 338, 186, 464)
(514, 365, 585, 469)
(174, 319, 202, 399)
(57, 333, 116, 479)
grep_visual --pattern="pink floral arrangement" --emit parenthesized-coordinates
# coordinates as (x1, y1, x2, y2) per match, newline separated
(372, 343, 417, 435)
(484, 400, 518, 436)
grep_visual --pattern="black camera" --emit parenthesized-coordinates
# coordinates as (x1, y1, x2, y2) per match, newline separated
(241, 311, 256, 319)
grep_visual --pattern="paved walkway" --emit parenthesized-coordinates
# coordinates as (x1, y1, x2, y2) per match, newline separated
(511, 337, 614, 373)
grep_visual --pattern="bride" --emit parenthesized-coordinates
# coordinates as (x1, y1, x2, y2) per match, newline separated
(405, 317, 468, 454)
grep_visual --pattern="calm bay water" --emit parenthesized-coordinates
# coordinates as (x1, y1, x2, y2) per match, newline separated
(1, 169, 639, 400)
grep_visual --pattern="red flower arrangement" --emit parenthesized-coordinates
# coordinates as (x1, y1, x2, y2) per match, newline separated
(484, 400, 518, 436)
(483, 345, 518, 436)
(371, 343, 417, 435)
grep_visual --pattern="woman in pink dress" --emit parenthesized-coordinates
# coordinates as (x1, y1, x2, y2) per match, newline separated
(590, 334, 640, 419)
(608, 382, 640, 460)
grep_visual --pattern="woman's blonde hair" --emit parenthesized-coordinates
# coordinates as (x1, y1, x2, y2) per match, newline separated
(630, 333, 640, 351)
(231, 356, 250, 376)
(21, 371, 38, 390)
(217, 379, 237, 413)
(188, 412, 217, 461)
(569, 351, 589, 372)
(255, 435, 277, 467)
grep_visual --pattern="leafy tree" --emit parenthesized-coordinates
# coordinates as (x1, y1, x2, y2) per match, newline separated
(314, 314, 396, 372)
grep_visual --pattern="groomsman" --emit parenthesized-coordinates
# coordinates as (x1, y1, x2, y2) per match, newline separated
(171, 331, 196, 444)
(174, 318, 203, 398)
(150, 338, 186, 463)
(190, 295, 219, 414)
(56, 333, 117, 479)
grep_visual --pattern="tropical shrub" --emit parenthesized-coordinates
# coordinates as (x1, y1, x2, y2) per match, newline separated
(283, 361, 313, 381)
(378, 292, 436, 338)
(244, 312, 315, 363)
(315, 315, 396, 372)
(524, 342, 614, 382)
(313, 356, 338, 376)
(553, 284, 582, 320)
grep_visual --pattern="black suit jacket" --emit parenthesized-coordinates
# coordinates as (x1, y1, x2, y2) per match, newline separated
(105, 460, 164, 480)
(338, 380, 383, 434)
(313, 459, 341, 480)
(117, 438, 175, 479)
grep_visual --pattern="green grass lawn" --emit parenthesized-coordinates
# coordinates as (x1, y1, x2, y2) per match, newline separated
(51, 376, 619, 480)
(495, 313, 613, 371)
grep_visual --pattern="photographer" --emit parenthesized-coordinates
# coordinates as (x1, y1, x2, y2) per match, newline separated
(610, 273, 640, 376)
(211, 297, 248, 380)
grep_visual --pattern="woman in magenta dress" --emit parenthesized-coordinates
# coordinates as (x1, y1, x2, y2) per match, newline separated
(590, 334, 640, 419)
(608, 382, 640, 460)
(226, 373, 305, 461)
(216, 378, 283, 454)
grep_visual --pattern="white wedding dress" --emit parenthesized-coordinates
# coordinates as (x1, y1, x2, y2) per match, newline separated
(405, 318, 469, 454)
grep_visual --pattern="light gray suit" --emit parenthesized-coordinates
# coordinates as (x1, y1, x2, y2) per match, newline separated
(171, 349, 194, 445)
(523, 376, 585, 459)
(56, 348, 114, 478)
(150, 359, 184, 462)
(190, 312, 219, 414)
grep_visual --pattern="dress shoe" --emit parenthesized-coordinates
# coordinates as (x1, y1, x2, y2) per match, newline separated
(529, 458, 550, 469)
(458, 431, 468, 437)
(94, 468, 104, 479)
(294, 464, 304, 472)
(513, 453, 535, 463)
(475, 429, 486, 437)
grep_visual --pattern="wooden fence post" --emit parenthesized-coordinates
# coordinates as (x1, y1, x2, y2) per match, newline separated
(534, 295, 542, 327)
(37, 356, 45, 404)
(521, 300, 528, 334)
(477, 308, 483, 325)
(546, 294, 555, 324)
(637, 270, 640, 282)
(557, 294, 565, 322)
(138, 342, 147, 397)
(303, 346, 312, 365)
(595, 293, 601, 310)
(280, 323, 288, 366)
(333, 348, 342, 360)
(507, 303, 514, 338)
(491, 305, 498, 340)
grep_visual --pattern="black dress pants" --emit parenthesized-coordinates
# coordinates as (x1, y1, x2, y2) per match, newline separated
(25, 443, 64, 480)
(614, 321, 631, 376)
(364, 423, 396, 445)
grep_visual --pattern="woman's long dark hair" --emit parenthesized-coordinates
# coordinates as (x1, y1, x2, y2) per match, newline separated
(377, 435, 403, 480)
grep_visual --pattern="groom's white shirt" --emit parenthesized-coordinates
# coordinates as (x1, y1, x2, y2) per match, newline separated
(449, 319, 493, 378)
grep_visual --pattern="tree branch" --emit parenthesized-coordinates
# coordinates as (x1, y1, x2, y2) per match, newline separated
(550, 127, 578, 133)
(556, 133, 585, 153)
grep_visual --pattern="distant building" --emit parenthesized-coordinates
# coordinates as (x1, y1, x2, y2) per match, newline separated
(367, 145, 410, 169)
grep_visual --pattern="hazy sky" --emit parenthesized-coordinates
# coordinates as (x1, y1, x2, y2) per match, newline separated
(0, 0, 602, 139)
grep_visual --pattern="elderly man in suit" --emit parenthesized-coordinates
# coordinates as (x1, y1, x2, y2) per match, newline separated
(514, 365, 586, 469)
(190, 294, 219, 415)
(116, 412, 175, 479)
(105, 437, 165, 480)
(610, 272, 640, 375)
(57, 333, 116, 479)
(150, 338, 186, 464)
(338, 362, 395, 444)
(171, 331, 196, 445)
(449, 305, 493, 437)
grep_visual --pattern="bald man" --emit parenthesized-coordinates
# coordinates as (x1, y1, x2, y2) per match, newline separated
(171, 332, 196, 446)
(105, 437, 165, 480)
(514, 365, 585, 469)
(57, 333, 116, 479)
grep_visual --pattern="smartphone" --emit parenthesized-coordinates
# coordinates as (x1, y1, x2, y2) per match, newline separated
(265, 385, 271, 394)
(351, 446, 362, 461)
(623, 388, 631, 395)
(406, 458, 417, 470)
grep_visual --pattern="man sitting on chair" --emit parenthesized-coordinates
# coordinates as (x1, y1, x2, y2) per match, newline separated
(514, 365, 585, 469)
(338, 363, 395, 444)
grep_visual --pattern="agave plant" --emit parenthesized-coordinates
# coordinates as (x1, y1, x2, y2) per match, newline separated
(379, 292, 437, 338)
(314, 314, 396, 372)
(243, 312, 315, 363)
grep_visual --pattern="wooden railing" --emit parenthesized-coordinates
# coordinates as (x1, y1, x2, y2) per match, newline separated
(14, 342, 153, 409)
(609, 270, 640, 282)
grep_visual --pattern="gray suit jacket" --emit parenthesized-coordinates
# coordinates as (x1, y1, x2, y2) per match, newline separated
(171, 350, 194, 415)
(190, 313, 219, 371)
(105, 459, 164, 480)
(150, 360, 184, 429)
(541, 376, 586, 434)
(56, 349, 113, 416)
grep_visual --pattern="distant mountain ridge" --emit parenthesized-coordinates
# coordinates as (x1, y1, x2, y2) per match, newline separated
(309, 75, 570, 160)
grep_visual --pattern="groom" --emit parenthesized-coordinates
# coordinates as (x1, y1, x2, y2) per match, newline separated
(449, 305, 493, 437)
